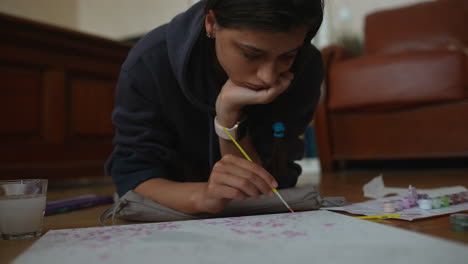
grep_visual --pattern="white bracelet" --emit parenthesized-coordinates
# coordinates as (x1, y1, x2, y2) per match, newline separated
(214, 116, 239, 141)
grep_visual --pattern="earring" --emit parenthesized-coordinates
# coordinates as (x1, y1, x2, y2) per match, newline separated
(206, 32, 213, 38)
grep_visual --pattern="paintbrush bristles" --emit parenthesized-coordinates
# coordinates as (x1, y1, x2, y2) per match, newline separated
(272, 188, 295, 213)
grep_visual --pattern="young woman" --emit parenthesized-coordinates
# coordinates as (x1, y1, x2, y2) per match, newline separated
(106, 0, 324, 215)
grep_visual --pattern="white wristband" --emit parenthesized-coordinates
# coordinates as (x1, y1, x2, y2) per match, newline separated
(214, 116, 239, 140)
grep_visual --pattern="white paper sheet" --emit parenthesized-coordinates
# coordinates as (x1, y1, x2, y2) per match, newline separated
(14, 211, 468, 264)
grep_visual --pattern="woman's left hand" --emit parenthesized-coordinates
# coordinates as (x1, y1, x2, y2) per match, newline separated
(215, 72, 294, 126)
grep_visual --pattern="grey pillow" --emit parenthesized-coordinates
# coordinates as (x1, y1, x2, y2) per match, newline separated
(99, 186, 346, 225)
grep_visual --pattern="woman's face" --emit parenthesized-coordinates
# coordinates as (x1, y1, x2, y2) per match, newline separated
(206, 14, 308, 90)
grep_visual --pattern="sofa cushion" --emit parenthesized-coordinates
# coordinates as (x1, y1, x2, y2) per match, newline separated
(365, 0, 467, 56)
(328, 51, 465, 111)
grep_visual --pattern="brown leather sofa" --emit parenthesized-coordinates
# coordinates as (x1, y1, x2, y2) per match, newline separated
(315, 0, 468, 171)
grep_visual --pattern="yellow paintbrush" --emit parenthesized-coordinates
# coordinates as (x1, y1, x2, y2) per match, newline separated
(222, 127, 294, 213)
(356, 214, 402, 219)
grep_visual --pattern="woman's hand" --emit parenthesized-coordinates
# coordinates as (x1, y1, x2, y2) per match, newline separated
(215, 72, 294, 127)
(195, 154, 278, 214)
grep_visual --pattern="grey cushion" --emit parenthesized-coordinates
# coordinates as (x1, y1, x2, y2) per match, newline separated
(99, 186, 347, 224)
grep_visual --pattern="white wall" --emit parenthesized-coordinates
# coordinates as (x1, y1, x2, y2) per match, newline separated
(0, 0, 435, 42)
(77, 0, 190, 39)
(0, 0, 192, 40)
(0, 0, 79, 30)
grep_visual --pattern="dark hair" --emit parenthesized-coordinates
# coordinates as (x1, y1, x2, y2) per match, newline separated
(205, 0, 324, 38)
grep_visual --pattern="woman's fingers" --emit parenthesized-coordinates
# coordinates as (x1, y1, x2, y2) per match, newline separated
(254, 72, 294, 104)
(208, 154, 277, 201)
(208, 184, 248, 201)
(221, 157, 275, 196)
(215, 171, 261, 199)
(224, 167, 273, 198)
(217, 72, 294, 112)
(221, 154, 278, 190)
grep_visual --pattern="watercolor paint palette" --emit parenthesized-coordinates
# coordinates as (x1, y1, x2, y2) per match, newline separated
(323, 186, 468, 221)
(13, 210, 468, 264)
(381, 186, 467, 212)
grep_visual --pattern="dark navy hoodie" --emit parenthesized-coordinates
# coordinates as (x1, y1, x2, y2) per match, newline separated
(106, 1, 324, 197)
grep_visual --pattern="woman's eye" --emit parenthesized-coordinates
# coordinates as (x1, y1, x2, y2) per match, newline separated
(243, 52, 262, 60)
(280, 54, 296, 61)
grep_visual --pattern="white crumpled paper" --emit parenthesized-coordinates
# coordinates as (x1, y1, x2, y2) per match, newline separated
(363, 175, 466, 199)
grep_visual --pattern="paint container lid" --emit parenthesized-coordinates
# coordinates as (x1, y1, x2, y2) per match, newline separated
(417, 199, 432, 210)
(383, 201, 396, 213)
(450, 214, 468, 232)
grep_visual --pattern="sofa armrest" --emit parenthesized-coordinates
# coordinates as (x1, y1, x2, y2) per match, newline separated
(327, 50, 465, 111)
(321, 45, 355, 70)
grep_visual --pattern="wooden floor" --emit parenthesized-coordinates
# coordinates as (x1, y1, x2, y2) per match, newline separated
(1, 168, 467, 263)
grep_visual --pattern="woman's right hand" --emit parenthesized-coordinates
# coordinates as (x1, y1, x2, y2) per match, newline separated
(196, 154, 278, 214)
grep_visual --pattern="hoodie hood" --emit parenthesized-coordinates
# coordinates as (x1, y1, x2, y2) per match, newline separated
(166, 1, 215, 113)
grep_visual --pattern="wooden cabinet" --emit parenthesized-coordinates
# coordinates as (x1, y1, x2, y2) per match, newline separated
(0, 14, 132, 179)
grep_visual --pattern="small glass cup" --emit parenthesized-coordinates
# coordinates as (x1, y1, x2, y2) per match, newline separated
(0, 179, 48, 240)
